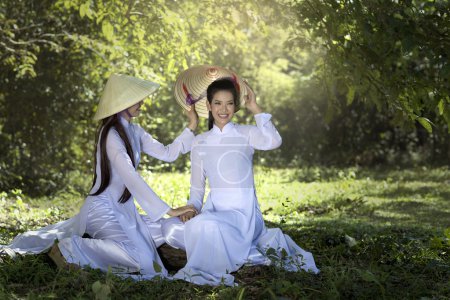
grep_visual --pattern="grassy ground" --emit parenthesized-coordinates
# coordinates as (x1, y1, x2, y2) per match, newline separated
(0, 166, 449, 299)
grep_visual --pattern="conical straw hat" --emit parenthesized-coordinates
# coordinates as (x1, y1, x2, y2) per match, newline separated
(174, 65, 248, 118)
(93, 74, 159, 120)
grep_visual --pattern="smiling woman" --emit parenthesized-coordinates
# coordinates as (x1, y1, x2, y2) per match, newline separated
(206, 79, 238, 130)
(161, 68, 319, 286)
(207, 90, 236, 129)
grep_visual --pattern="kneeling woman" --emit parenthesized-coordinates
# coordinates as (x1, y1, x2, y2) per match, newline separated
(163, 71, 319, 286)
(2, 74, 196, 279)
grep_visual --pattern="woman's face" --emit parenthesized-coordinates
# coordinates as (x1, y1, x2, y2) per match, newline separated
(127, 100, 144, 118)
(207, 90, 235, 130)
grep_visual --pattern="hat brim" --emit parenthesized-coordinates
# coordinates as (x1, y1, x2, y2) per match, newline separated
(94, 74, 159, 120)
(174, 65, 248, 118)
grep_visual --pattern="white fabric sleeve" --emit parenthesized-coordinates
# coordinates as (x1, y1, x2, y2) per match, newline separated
(186, 142, 206, 212)
(106, 130, 170, 221)
(248, 113, 282, 150)
(138, 126, 194, 162)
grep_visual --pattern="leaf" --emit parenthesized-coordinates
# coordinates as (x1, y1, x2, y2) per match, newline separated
(85, 1, 94, 20)
(92, 281, 102, 293)
(79, 3, 87, 18)
(345, 234, 357, 247)
(63, 0, 73, 10)
(102, 21, 114, 41)
(167, 59, 175, 73)
(182, 58, 188, 70)
(96, 12, 107, 24)
(393, 13, 404, 20)
(236, 287, 246, 300)
(444, 228, 450, 240)
(417, 117, 433, 133)
(153, 260, 162, 273)
(136, 28, 145, 42)
(438, 100, 444, 115)
(92, 281, 111, 300)
(360, 270, 379, 284)
(430, 237, 443, 249)
(444, 228, 450, 245)
(346, 86, 356, 105)
(265, 247, 277, 258)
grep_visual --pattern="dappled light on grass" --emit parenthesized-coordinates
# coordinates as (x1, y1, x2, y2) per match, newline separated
(251, 167, 450, 230)
(1, 167, 449, 298)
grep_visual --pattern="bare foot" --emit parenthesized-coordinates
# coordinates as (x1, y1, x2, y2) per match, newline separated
(48, 243, 80, 270)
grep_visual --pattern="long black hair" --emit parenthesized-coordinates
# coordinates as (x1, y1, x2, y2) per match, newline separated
(206, 78, 239, 130)
(90, 114, 135, 203)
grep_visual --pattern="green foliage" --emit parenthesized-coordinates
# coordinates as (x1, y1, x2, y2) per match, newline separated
(0, 0, 276, 195)
(288, 0, 450, 131)
(1, 0, 449, 196)
(265, 79, 449, 167)
(92, 272, 112, 300)
(1, 167, 449, 298)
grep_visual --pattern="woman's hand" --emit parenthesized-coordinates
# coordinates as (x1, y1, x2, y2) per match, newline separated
(243, 81, 262, 115)
(185, 105, 199, 132)
(179, 210, 196, 223)
(167, 205, 197, 217)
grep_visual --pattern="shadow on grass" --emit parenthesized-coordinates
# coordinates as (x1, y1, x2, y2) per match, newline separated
(284, 166, 450, 184)
(1, 216, 448, 299)
(370, 185, 450, 200)
(292, 198, 450, 230)
(358, 166, 450, 182)
(361, 182, 450, 228)
(370, 200, 450, 228)
(254, 216, 450, 299)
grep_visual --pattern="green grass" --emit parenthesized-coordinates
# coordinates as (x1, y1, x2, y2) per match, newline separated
(1, 166, 449, 299)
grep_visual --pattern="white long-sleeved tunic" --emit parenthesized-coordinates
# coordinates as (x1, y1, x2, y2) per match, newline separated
(1, 117, 194, 279)
(162, 113, 319, 285)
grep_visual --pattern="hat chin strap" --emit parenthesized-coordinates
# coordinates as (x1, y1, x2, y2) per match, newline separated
(120, 108, 133, 120)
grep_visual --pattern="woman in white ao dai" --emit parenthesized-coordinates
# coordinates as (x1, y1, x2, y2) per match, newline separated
(1, 74, 197, 279)
(162, 79, 319, 286)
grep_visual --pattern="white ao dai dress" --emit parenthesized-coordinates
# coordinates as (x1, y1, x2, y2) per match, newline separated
(1, 117, 194, 279)
(162, 113, 319, 286)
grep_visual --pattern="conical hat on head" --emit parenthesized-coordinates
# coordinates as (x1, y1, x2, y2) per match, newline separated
(93, 74, 159, 120)
(174, 65, 248, 118)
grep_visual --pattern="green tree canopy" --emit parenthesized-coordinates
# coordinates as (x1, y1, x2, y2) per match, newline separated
(287, 0, 450, 132)
(0, 0, 448, 195)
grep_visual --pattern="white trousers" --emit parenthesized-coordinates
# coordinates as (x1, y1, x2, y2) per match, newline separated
(59, 196, 164, 274)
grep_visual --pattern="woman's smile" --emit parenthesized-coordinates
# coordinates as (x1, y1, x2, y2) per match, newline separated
(207, 90, 235, 130)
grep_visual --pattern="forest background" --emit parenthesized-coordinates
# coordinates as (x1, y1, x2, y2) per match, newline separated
(1, 1, 449, 298)
(1, 0, 449, 196)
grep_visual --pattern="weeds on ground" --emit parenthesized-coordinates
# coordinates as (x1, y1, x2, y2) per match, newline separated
(0, 167, 449, 299)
